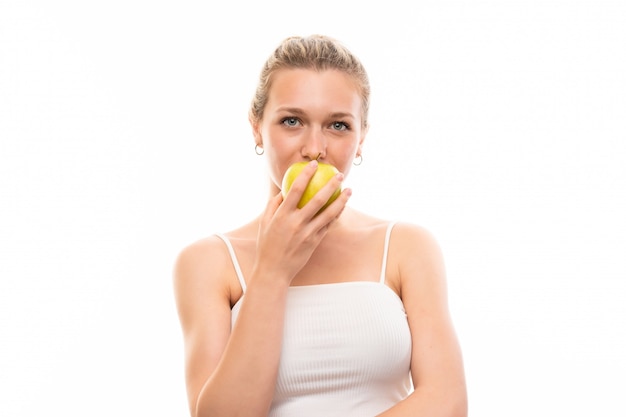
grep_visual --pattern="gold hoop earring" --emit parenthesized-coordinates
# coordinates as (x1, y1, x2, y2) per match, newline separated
(353, 155, 363, 166)
(255, 144, 264, 155)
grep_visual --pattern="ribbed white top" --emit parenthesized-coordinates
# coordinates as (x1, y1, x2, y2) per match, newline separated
(217, 223, 412, 416)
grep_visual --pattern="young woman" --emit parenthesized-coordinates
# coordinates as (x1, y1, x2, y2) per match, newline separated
(173, 35, 467, 417)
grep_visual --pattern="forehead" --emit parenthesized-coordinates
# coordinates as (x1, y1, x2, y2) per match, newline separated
(266, 68, 362, 113)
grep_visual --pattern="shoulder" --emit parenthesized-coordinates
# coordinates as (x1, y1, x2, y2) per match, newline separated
(174, 235, 230, 282)
(387, 222, 447, 298)
(172, 235, 234, 313)
(389, 222, 442, 259)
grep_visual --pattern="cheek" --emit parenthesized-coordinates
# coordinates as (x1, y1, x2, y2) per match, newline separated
(265, 149, 292, 189)
(331, 145, 359, 174)
(267, 152, 283, 177)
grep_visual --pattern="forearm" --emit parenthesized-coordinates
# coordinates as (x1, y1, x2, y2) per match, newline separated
(376, 386, 468, 417)
(195, 278, 289, 417)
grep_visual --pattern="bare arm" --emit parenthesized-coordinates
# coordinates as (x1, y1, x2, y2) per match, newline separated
(174, 237, 289, 417)
(174, 161, 351, 417)
(377, 224, 467, 417)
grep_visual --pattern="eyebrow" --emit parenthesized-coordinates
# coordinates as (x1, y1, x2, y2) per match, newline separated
(328, 111, 356, 120)
(276, 107, 306, 116)
(276, 107, 356, 120)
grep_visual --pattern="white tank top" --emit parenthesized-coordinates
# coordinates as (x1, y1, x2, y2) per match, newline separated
(216, 222, 412, 416)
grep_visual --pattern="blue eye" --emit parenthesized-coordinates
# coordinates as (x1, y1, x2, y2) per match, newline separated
(282, 117, 300, 127)
(331, 121, 349, 131)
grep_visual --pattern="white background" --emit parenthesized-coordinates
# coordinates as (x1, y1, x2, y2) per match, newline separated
(1, 1, 625, 415)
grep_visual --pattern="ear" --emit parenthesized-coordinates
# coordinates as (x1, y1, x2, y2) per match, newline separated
(249, 114, 263, 147)
(356, 124, 368, 156)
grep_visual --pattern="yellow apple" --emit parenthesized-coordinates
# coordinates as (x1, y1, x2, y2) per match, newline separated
(281, 161, 342, 212)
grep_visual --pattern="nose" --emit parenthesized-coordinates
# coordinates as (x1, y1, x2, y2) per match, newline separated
(301, 128, 326, 161)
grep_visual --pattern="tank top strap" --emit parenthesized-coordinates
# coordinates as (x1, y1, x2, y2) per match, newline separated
(215, 234, 247, 293)
(379, 221, 397, 284)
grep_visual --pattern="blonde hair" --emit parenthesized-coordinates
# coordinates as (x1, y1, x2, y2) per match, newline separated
(249, 35, 370, 128)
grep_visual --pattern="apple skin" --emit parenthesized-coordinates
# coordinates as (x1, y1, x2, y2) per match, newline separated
(281, 161, 342, 212)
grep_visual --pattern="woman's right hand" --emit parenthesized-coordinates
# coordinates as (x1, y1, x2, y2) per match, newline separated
(253, 160, 351, 285)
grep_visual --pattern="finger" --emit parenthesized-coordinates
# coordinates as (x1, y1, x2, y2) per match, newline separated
(261, 192, 284, 226)
(282, 160, 319, 209)
(267, 192, 283, 213)
(311, 190, 351, 240)
(310, 186, 352, 227)
(299, 171, 345, 219)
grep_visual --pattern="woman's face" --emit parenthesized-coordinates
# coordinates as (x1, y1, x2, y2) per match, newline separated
(252, 68, 367, 194)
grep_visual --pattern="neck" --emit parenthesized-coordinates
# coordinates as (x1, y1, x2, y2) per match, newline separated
(269, 178, 281, 198)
